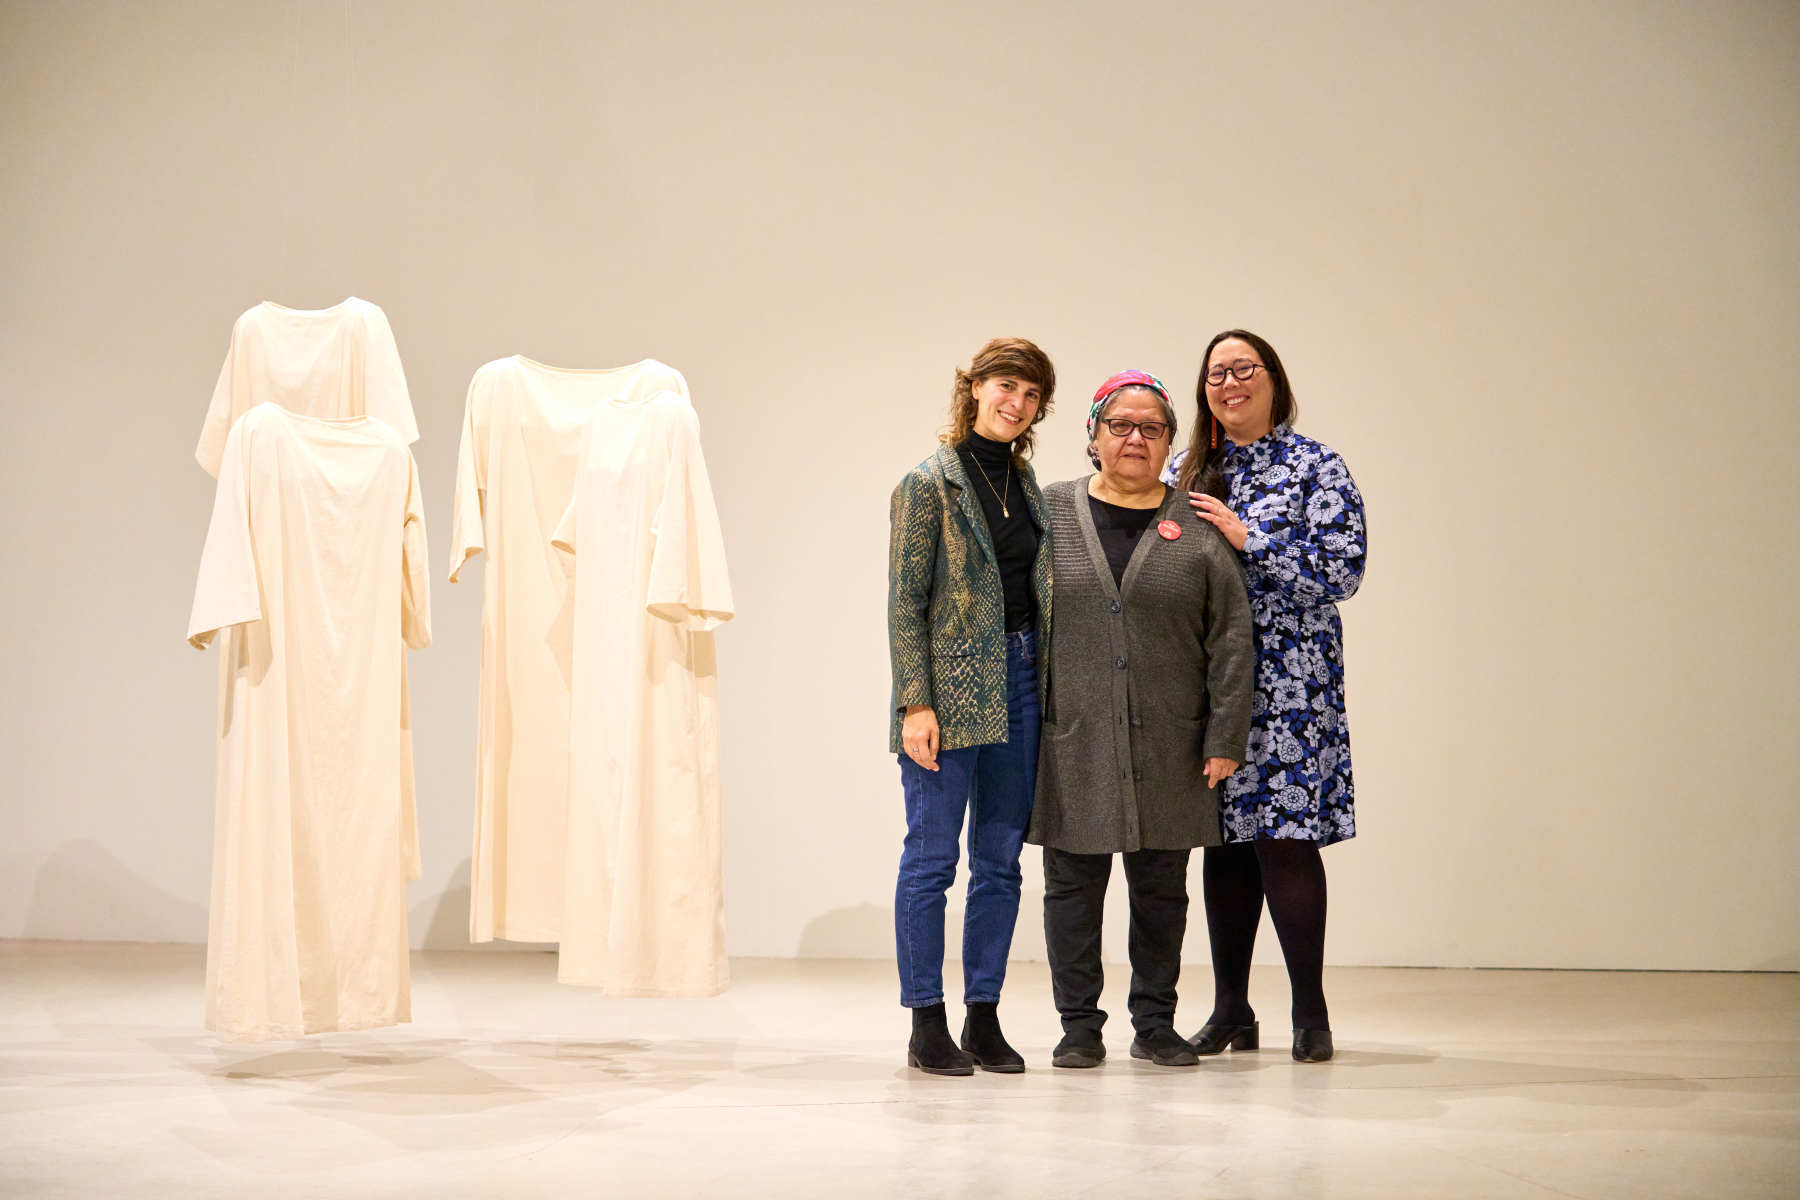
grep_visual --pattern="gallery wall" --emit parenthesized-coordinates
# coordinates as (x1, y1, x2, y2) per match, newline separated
(3, 0, 1796, 971)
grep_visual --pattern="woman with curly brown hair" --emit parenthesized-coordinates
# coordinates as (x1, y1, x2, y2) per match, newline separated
(887, 336, 1056, 1075)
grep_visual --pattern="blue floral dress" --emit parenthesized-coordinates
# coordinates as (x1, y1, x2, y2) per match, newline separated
(1165, 425, 1366, 844)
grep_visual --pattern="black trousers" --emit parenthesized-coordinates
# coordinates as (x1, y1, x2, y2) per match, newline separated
(1042, 846, 1191, 1036)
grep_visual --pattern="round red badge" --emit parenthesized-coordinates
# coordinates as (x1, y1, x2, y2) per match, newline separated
(1157, 520, 1182, 541)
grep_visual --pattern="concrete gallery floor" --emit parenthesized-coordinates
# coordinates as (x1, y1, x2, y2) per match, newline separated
(1, 943, 1795, 1199)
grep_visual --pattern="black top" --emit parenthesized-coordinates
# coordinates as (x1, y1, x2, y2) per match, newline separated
(956, 434, 1040, 633)
(1087, 492, 1161, 588)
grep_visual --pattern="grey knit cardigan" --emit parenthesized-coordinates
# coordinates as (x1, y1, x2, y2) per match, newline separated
(1027, 478, 1256, 854)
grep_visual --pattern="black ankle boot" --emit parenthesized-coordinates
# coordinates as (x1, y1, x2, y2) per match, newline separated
(960, 1001, 1025, 1073)
(1187, 1020, 1259, 1056)
(1291, 1028, 1333, 1063)
(908, 1003, 973, 1076)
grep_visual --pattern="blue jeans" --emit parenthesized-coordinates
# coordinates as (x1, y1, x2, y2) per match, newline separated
(894, 627, 1040, 1008)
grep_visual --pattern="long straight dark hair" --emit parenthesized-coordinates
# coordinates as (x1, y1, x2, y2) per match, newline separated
(1176, 328, 1298, 500)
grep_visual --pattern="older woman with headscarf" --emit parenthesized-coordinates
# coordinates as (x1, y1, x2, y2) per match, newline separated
(1027, 370, 1255, 1069)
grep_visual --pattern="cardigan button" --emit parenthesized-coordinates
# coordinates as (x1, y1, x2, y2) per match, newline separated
(1110, 601, 1121, 614)
(1114, 658, 1126, 670)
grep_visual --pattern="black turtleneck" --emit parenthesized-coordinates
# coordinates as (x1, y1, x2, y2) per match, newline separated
(956, 433, 1040, 633)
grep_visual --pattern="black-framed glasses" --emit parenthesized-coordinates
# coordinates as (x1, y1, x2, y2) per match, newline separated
(1101, 417, 1170, 441)
(1205, 362, 1267, 386)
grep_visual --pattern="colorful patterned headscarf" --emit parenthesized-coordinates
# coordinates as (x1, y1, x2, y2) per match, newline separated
(1087, 369, 1173, 442)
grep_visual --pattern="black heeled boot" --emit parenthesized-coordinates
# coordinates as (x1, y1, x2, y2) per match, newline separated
(908, 1003, 973, 1076)
(1187, 1021, 1259, 1056)
(961, 1001, 1025, 1073)
(1291, 1028, 1333, 1062)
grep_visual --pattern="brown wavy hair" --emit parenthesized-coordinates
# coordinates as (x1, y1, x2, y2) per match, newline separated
(1177, 328, 1298, 500)
(942, 337, 1057, 466)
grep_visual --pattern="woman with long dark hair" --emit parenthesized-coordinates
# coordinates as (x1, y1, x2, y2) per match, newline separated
(1166, 329, 1367, 1063)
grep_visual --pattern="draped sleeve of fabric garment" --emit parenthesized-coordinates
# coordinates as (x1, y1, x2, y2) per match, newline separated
(186, 413, 264, 649)
(401, 452, 433, 650)
(646, 398, 735, 630)
(194, 299, 419, 478)
(447, 365, 492, 583)
(398, 451, 432, 882)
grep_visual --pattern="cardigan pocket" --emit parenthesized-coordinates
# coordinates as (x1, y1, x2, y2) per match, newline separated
(1033, 716, 1090, 840)
(1139, 716, 1211, 799)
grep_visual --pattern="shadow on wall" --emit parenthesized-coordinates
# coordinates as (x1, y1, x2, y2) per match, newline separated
(412, 857, 473, 950)
(24, 839, 207, 942)
(21, 846, 549, 954)
(410, 858, 550, 954)
(795, 903, 889, 959)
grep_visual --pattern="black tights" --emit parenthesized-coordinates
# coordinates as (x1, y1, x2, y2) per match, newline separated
(1201, 840, 1330, 1031)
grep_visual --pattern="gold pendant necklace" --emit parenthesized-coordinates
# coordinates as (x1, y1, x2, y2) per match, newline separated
(972, 454, 1011, 518)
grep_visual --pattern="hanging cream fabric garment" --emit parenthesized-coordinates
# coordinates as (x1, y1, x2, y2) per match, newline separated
(188, 404, 431, 1042)
(551, 389, 734, 995)
(195, 297, 418, 479)
(449, 356, 689, 943)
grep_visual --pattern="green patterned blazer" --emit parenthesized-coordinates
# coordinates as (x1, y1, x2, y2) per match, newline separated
(888, 444, 1053, 753)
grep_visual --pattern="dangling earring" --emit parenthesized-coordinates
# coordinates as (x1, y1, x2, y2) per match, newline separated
(1210, 414, 1219, 450)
